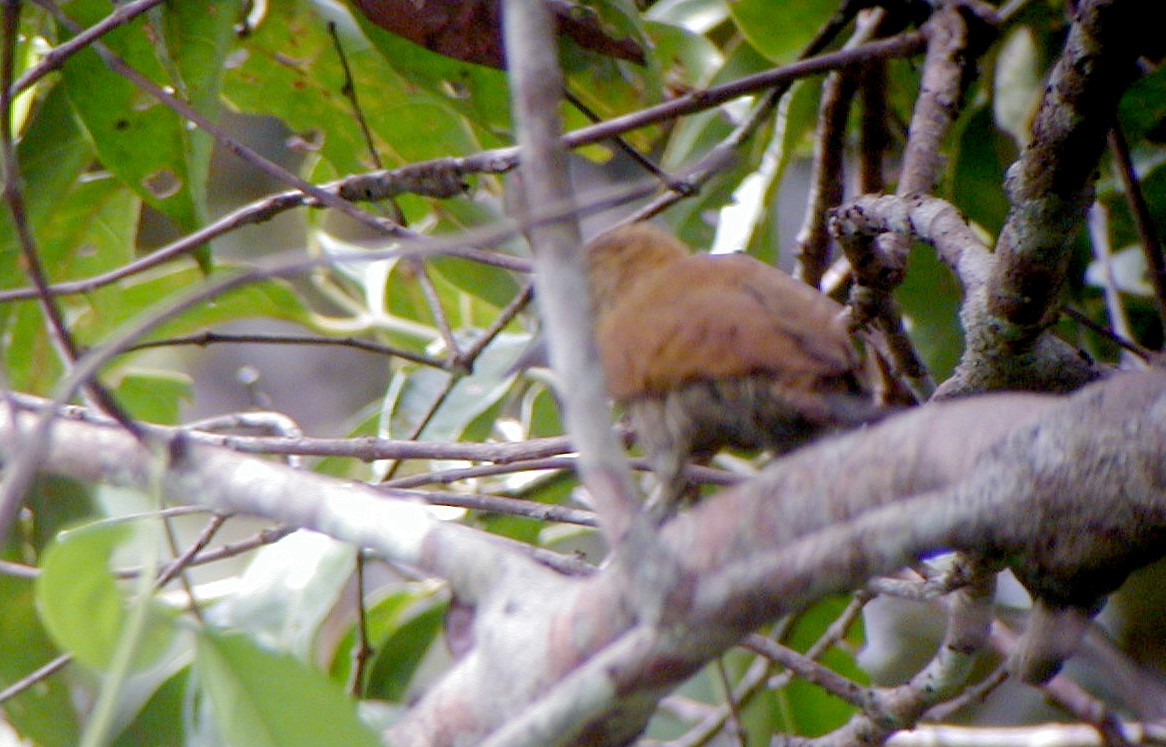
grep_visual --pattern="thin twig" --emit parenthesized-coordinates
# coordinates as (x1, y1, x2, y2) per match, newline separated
(9, 0, 166, 93)
(350, 551, 375, 696)
(563, 86, 682, 190)
(125, 330, 447, 368)
(1060, 306, 1153, 362)
(794, 8, 887, 286)
(406, 257, 464, 370)
(0, 653, 73, 704)
(462, 281, 535, 363)
(1109, 125, 1166, 328)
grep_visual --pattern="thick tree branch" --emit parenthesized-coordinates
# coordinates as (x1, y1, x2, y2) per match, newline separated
(940, 0, 1146, 397)
(0, 397, 549, 606)
(4, 371, 1166, 745)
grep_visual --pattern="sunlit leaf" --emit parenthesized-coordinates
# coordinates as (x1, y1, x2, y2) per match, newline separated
(36, 522, 175, 671)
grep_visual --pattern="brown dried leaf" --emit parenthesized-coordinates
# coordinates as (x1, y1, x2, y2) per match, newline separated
(348, 0, 645, 69)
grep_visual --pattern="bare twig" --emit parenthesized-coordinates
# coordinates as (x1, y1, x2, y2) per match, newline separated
(125, 330, 447, 369)
(794, 8, 888, 287)
(1109, 125, 1166, 328)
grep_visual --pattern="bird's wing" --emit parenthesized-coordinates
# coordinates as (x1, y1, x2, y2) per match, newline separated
(597, 253, 860, 400)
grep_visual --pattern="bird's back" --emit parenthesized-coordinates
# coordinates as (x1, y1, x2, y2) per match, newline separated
(596, 251, 862, 403)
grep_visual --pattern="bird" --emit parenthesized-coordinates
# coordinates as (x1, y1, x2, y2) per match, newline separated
(583, 222, 883, 518)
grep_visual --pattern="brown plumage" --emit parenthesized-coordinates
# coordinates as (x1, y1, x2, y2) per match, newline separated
(584, 222, 880, 516)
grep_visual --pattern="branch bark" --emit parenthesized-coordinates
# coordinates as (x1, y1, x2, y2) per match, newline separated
(938, 0, 1148, 397)
(5, 370, 1166, 745)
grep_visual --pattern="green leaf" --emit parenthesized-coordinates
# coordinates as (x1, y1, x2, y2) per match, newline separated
(0, 570, 82, 747)
(226, 0, 486, 177)
(37, 175, 141, 282)
(561, 13, 662, 155)
(111, 667, 189, 747)
(36, 522, 175, 671)
(647, 0, 729, 33)
(345, 0, 512, 141)
(365, 596, 446, 701)
(643, 19, 723, 89)
(0, 84, 94, 290)
(661, 40, 791, 251)
(723, 78, 822, 266)
(1, 175, 140, 394)
(213, 531, 353, 659)
(2, 173, 140, 394)
(896, 245, 964, 381)
(113, 368, 194, 425)
(3, 303, 64, 395)
(196, 629, 383, 747)
(428, 254, 522, 313)
(522, 381, 564, 439)
(479, 513, 542, 544)
(161, 0, 246, 246)
(1119, 63, 1166, 143)
(224, 1, 378, 176)
(315, 403, 383, 480)
(381, 333, 527, 443)
(726, 0, 838, 64)
(24, 476, 98, 554)
(59, 0, 208, 261)
(992, 26, 1044, 148)
(949, 105, 1015, 237)
(772, 597, 867, 737)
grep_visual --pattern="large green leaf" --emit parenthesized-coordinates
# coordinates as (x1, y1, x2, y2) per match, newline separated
(36, 175, 140, 282)
(36, 522, 175, 671)
(226, 0, 484, 177)
(196, 629, 383, 747)
(1119, 63, 1166, 144)
(344, 0, 512, 142)
(211, 531, 354, 659)
(643, 19, 723, 89)
(3, 176, 139, 394)
(163, 0, 245, 204)
(896, 243, 964, 382)
(0, 84, 94, 290)
(112, 368, 194, 425)
(380, 333, 527, 443)
(3, 303, 63, 395)
(365, 595, 447, 701)
(726, 0, 839, 64)
(58, 0, 215, 267)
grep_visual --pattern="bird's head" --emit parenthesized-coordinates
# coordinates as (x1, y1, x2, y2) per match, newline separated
(583, 222, 689, 316)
